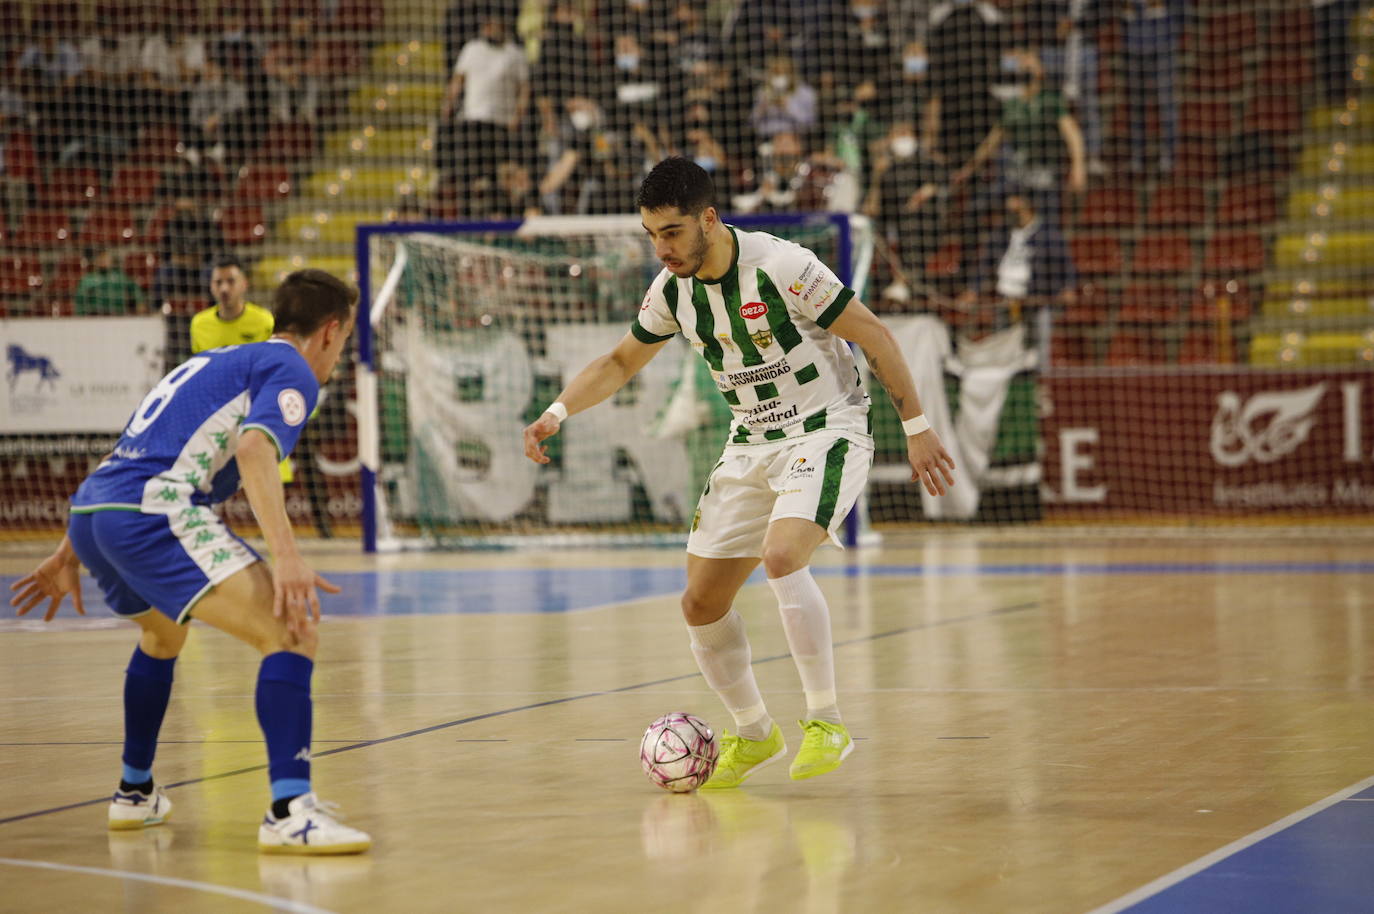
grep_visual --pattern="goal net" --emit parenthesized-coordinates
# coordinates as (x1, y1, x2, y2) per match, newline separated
(2, 0, 1373, 553)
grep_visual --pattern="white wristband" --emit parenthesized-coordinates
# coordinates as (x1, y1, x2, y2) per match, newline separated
(902, 414, 930, 437)
(544, 401, 568, 423)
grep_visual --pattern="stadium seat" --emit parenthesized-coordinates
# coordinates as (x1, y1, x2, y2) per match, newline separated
(324, 127, 431, 160)
(38, 167, 102, 207)
(0, 255, 44, 296)
(318, 38, 366, 77)
(1259, 52, 1313, 89)
(349, 83, 445, 118)
(234, 165, 293, 202)
(11, 210, 73, 249)
(1144, 182, 1207, 227)
(131, 124, 183, 164)
(141, 206, 173, 246)
(1120, 282, 1183, 323)
(334, 0, 384, 32)
(1202, 231, 1266, 274)
(1077, 187, 1137, 228)
(4, 131, 37, 182)
(1200, 11, 1257, 55)
(1180, 99, 1233, 139)
(217, 205, 268, 245)
(1105, 330, 1165, 365)
(371, 41, 446, 78)
(1059, 284, 1113, 325)
(47, 255, 85, 296)
(1068, 234, 1124, 275)
(1050, 332, 1092, 366)
(81, 205, 140, 245)
(1247, 94, 1302, 135)
(1192, 280, 1253, 321)
(1130, 233, 1194, 275)
(1266, 6, 1315, 51)
(1178, 328, 1233, 365)
(1218, 180, 1279, 226)
(923, 241, 961, 279)
(1185, 56, 1245, 95)
(123, 251, 158, 290)
(1173, 138, 1221, 179)
(108, 166, 163, 205)
(253, 122, 316, 163)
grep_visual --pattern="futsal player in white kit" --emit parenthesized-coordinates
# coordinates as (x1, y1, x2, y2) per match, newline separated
(524, 157, 955, 787)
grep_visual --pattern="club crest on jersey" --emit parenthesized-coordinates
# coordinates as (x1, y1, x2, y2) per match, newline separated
(749, 328, 774, 349)
(717, 334, 735, 350)
(740, 301, 768, 320)
(278, 389, 307, 426)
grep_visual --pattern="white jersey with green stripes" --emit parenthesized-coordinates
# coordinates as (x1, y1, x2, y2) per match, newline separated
(631, 226, 871, 446)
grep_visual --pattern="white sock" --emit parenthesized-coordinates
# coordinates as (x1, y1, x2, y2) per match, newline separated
(769, 567, 842, 725)
(688, 610, 772, 741)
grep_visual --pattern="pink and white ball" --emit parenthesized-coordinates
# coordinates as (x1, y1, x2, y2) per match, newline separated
(639, 712, 718, 793)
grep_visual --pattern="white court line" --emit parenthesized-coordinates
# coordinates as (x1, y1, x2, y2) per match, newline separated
(1085, 773, 1374, 914)
(0, 857, 336, 914)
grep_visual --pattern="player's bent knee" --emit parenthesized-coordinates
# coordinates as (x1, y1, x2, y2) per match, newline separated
(681, 589, 731, 627)
(761, 546, 806, 580)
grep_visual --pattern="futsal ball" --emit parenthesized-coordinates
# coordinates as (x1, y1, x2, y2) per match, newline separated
(640, 712, 718, 793)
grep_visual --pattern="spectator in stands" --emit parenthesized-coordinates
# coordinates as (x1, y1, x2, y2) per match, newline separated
(952, 48, 1086, 228)
(1029, 0, 1108, 177)
(190, 254, 272, 353)
(532, 0, 595, 139)
(16, 18, 85, 166)
(70, 9, 144, 172)
(0, 88, 27, 209)
(731, 130, 815, 214)
(151, 192, 216, 310)
(74, 249, 146, 316)
(139, 10, 207, 126)
(894, 40, 933, 137)
(442, 0, 484, 75)
(539, 95, 651, 215)
(264, 15, 323, 124)
(925, 0, 1007, 170)
(864, 120, 950, 297)
(603, 32, 678, 150)
(1120, 0, 1180, 174)
(1314, 0, 1363, 105)
(439, 11, 530, 208)
(750, 56, 818, 146)
(488, 160, 542, 220)
(683, 100, 734, 198)
(600, 0, 675, 57)
(183, 58, 247, 166)
(961, 191, 1077, 327)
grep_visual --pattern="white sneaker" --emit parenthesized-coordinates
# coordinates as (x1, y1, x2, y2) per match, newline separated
(108, 784, 172, 830)
(258, 793, 371, 855)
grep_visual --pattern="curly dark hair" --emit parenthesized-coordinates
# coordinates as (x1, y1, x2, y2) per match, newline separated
(635, 156, 717, 216)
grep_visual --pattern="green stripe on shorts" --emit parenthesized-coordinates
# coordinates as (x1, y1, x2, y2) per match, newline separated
(814, 438, 850, 529)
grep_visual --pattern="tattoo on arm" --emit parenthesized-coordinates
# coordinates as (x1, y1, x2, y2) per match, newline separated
(863, 347, 907, 414)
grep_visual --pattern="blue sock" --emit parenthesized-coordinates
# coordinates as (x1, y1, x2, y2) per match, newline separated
(255, 652, 314, 803)
(122, 646, 176, 784)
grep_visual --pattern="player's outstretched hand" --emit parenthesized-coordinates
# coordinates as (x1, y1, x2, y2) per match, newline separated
(271, 552, 340, 639)
(9, 543, 86, 621)
(908, 429, 957, 497)
(522, 413, 561, 464)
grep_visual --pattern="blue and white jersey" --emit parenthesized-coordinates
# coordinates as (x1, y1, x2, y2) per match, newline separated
(72, 339, 317, 513)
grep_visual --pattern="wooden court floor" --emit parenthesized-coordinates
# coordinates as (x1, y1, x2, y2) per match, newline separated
(2, 530, 1374, 913)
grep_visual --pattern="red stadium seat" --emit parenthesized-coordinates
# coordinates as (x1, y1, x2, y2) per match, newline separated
(254, 123, 316, 163)
(1216, 181, 1278, 226)
(47, 255, 85, 296)
(123, 251, 158, 290)
(1200, 12, 1257, 55)
(142, 206, 173, 245)
(234, 165, 292, 202)
(1050, 331, 1092, 366)
(1202, 231, 1266, 274)
(1259, 52, 1313, 89)
(108, 166, 163, 205)
(1120, 282, 1183, 323)
(1173, 138, 1221, 180)
(0, 255, 44, 296)
(1077, 187, 1137, 228)
(1192, 280, 1254, 320)
(1060, 284, 1113, 325)
(1178, 329, 1233, 365)
(1247, 94, 1302, 135)
(1144, 182, 1207, 227)
(132, 124, 184, 164)
(1105, 330, 1165, 366)
(1180, 99, 1233, 139)
(1068, 234, 1124, 275)
(923, 241, 961, 279)
(218, 205, 268, 245)
(5, 131, 37, 182)
(39, 167, 102, 207)
(11, 210, 73, 249)
(1185, 57, 1245, 95)
(1130, 233, 1194, 275)
(1266, 6, 1315, 51)
(334, 0, 383, 32)
(82, 205, 141, 245)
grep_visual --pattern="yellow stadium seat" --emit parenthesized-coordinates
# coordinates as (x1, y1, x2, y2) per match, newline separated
(349, 82, 445, 118)
(1262, 297, 1374, 319)
(1250, 331, 1374, 367)
(254, 255, 359, 291)
(371, 41, 446, 78)
(324, 127, 434, 160)
(1273, 231, 1374, 268)
(278, 210, 392, 244)
(1286, 186, 1374, 222)
(1307, 103, 1374, 131)
(305, 166, 433, 201)
(1299, 143, 1374, 177)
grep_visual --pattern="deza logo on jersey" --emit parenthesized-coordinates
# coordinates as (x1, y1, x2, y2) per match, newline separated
(1210, 383, 1326, 467)
(740, 301, 768, 320)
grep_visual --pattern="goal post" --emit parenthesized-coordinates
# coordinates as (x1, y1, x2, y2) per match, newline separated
(354, 212, 873, 553)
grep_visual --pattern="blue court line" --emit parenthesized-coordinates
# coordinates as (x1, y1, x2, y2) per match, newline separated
(1089, 775, 1374, 914)
(0, 598, 1038, 826)
(3, 561, 1370, 619)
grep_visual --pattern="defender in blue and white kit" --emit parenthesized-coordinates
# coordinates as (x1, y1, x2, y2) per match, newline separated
(10, 269, 371, 854)
(524, 159, 957, 790)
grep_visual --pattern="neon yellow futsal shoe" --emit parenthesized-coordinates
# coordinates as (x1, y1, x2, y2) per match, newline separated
(701, 723, 786, 789)
(790, 720, 853, 780)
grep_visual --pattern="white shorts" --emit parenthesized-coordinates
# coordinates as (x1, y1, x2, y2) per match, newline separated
(687, 431, 874, 559)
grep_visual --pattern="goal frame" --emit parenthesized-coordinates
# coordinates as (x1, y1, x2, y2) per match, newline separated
(353, 212, 864, 553)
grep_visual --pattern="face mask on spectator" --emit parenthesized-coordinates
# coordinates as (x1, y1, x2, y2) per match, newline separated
(769, 74, 790, 92)
(891, 136, 917, 159)
(1001, 54, 1021, 74)
(616, 54, 640, 71)
(903, 55, 928, 75)
(695, 155, 719, 172)
(852, 4, 877, 18)
(570, 109, 596, 131)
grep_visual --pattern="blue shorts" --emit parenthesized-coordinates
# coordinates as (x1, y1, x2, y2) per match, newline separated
(68, 508, 261, 623)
